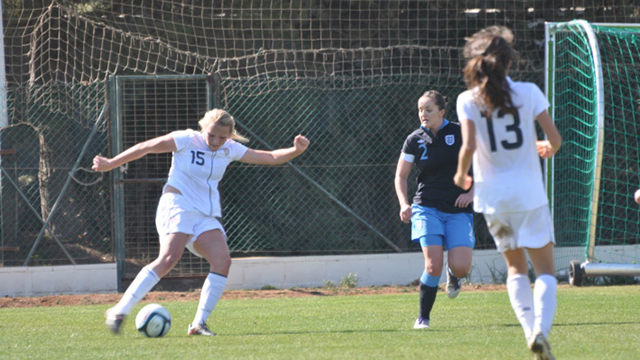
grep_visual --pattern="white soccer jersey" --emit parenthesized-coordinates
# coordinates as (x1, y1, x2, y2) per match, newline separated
(456, 78, 549, 214)
(165, 129, 248, 217)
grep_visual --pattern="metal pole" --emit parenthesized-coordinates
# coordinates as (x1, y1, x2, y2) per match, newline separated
(0, 0, 8, 261)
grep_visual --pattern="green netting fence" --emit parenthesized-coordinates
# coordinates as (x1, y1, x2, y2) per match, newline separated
(547, 21, 640, 270)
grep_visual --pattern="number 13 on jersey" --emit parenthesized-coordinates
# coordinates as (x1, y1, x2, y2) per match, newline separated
(482, 110, 523, 152)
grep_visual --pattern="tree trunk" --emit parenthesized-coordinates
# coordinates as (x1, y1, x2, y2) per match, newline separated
(38, 131, 57, 237)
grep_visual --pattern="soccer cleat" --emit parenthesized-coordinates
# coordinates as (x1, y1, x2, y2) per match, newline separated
(528, 332, 556, 360)
(413, 317, 430, 329)
(105, 308, 126, 334)
(446, 269, 461, 299)
(187, 322, 217, 336)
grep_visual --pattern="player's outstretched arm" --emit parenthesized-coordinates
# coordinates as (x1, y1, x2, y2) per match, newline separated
(92, 133, 177, 172)
(240, 135, 310, 165)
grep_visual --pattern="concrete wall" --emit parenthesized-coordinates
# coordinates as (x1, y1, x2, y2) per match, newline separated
(0, 263, 118, 297)
(225, 250, 509, 290)
(4, 245, 637, 297)
(0, 250, 508, 297)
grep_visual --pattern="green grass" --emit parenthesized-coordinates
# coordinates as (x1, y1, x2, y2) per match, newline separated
(1, 286, 639, 359)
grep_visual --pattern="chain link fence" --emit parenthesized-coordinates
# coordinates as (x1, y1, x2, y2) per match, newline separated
(0, 83, 110, 267)
(0, 73, 523, 278)
(110, 74, 496, 280)
(0, 71, 547, 281)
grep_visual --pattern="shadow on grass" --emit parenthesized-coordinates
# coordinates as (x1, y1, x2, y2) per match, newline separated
(288, 289, 328, 296)
(220, 328, 452, 337)
(499, 321, 640, 329)
(551, 321, 640, 327)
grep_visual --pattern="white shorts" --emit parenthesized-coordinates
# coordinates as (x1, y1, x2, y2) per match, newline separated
(155, 192, 226, 258)
(483, 205, 555, 253)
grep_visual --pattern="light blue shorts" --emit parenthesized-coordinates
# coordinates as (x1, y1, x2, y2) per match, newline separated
(411, 204, 475, 250)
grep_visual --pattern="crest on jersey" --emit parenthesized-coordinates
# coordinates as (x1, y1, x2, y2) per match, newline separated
(222, 148, 230, 156)
(445, 134, 455, 145)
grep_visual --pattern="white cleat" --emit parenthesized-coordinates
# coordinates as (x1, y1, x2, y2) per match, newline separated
(413, 317, 429, 329)
(187, 322, 217, 336)
(446, 270, 461, 299)
(528, 332, 556, 360)
(105, 308, 126, 334)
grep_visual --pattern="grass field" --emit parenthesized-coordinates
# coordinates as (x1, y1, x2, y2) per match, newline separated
(1, 285, 639, 360)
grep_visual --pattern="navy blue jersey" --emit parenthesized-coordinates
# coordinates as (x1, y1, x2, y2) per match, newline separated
(401, 120, 472, 214)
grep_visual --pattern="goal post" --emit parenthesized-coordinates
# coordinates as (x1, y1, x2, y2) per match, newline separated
(545, 20, 640, 285)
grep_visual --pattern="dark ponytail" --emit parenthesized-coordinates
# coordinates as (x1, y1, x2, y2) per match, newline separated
(462, 34, 518, 116)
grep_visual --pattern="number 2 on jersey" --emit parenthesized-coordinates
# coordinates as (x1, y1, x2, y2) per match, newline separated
(418, 143, 428, 160)
(483, 110, 523, 152)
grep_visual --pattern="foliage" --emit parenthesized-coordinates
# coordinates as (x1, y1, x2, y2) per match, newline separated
(340, 272, 359, 288)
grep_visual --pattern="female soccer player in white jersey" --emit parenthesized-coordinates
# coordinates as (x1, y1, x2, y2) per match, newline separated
(453, 34, 562, 360)
(92, 109, 310, 336)
(395, 90, 475, 330)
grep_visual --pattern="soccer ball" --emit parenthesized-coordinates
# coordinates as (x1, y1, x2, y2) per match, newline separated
(135, 303, 171, 338)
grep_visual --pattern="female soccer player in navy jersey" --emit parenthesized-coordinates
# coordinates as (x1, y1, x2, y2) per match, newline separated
(394, 90, 476, 330)
(92, 109, 309, 336)
(454, 34, 562, 360)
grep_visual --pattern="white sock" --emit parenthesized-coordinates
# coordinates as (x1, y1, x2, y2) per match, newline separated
(533, 274, 557, 337)
(507, 273, 535, 339)
(113, 266, 160, 315)
(192, 272, 228, 326)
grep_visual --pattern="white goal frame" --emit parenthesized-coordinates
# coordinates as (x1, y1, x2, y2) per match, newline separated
(545, 20, 640, 285)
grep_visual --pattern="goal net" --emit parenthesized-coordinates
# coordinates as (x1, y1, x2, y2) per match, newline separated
(546, 20, 640, 276)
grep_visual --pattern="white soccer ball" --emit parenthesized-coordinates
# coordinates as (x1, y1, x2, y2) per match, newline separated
(135, 303, 171, 338)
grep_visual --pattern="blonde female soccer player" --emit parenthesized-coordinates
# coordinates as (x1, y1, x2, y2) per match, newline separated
(453, 34, 562, 360)
(93, 109, 310, 336)
(394, 90, 475, 330)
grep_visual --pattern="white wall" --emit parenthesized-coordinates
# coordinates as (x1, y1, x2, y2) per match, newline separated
(225, 249, 509, 290)
(0, 250, 508, 297)
(0, 263, 117, 297)
(4, 245, 637, 297)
